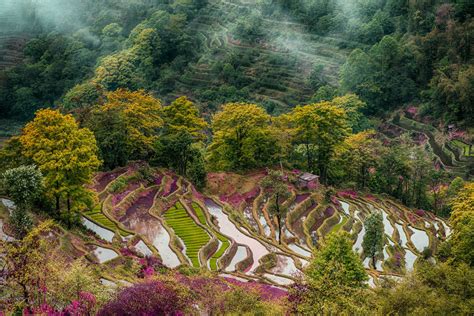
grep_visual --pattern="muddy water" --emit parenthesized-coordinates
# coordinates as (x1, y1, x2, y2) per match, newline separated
(205, 199, 269, 272)
(263, 273, 293, 286)
(226, 245, 248, 272)
(410, 227, 430, 252)
(82, 217, 115, 242)
(125, 214, 181, 268)
(288, 243, 311, 258)
(271, 255, 301, 277)
(340, 201, 350, 215)
(395, 223, 408, 247)
(381, 210, 394, 238)
(135, 240, 153, 257)
(405, 249, 417, 271)
(353, 211, 366, 253)
(0, 218, 14, 241)
(93, 246, 119, 263)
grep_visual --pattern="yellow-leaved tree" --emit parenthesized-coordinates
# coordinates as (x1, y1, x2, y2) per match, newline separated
(161, 96, 207, 140)
(448, 182, 474, 265)
(20, 109, 101, 218)
(87, 89, 163, 169)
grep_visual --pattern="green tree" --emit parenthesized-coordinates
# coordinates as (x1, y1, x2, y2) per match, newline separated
(331, 130, 383, 188)
(62, 81, 105, 111)
(261, 170, 290, 244)
(207, 103, 278, 170)
(20, 109, 101, 221)
(332, 94, 369, 133)
(2, 165, 43, 238)
(291, 231, 370, 314)
(375, 261, 474, 315)
(87, 89, 163, 165)
(161, 96, 207, 140)
(2, 165, 43, 210)
(362, 212, 385, 268)
(286, 102, 350, 182)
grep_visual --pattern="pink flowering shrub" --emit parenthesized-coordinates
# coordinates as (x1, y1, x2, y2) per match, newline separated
(26, 291, 97, 316)
(405, 106, 418, 118)
(415, 209, 426, 217)
(220, 187, 260, 208)
(338, 190, 358, 199)
(98, 280, 191, 316)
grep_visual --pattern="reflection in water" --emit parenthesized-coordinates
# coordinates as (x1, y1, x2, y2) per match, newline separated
(205, 199, 269, 272)
(410, 227, 430, 252)
(263, 273, 293, 286)
(288, 243, 311, 258)
(395, 223, 408, 247)
(135, 240, 153, 257)
(94, 247, 118, 263)
(126, 214, 181, 268)
(271, 255, 301, 277)
(226, 246, 248, 272)
(82, 217, 115, 242)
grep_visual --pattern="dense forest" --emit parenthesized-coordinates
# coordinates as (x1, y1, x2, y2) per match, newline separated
(0, 0, 473, 315)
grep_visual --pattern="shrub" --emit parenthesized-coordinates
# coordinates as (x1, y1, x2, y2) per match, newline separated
(97, 280, 192, 315)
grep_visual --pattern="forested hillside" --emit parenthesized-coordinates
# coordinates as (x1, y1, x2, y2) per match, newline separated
(0, 1, 473, 315)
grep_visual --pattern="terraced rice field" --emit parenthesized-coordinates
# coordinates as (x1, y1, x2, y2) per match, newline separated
(78, 165, 452, 287)
(452, 140, 474, 157)
(83, 206, 131, 237)
(163, 0, 357, 108)
(191, 202, 231, 270)
(164, 202, 211, 267)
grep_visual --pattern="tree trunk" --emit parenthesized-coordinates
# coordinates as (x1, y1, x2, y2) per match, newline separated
(67, 194, 72, 229)
(372, 255, 376, 269)
(55, 195, 60, 212)
(305, 142, 312, 172)
(277, 214, 282, 244)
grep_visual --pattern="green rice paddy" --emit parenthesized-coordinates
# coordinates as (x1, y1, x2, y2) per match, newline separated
(164, 202, 211, 267)
(191, 202, 231, 270)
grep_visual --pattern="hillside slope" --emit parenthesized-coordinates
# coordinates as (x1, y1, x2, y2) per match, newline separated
(27, 163, 451, 288)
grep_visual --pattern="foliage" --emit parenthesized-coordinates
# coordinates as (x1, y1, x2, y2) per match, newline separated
(62, 81, 105, 110)
(289, 231, 370, 314)
(362, 212, 385, 267)
(340, 36, 418, 113)
(306, 231, 367, 287)
(1, 221, 55, 309)
(207, 103, 279, 170)
(261, 170, 290, 244)
(285, 101, 350, 182)
(375, 261, 474, 315)
(2, 165, 43, 210)
(9, 207, 33, 239)
(97, 279, 192, 315)
(19, 109, 101, 216)
(447, 182, 474, 266)
(87, 89, 162, 168)
(161, 96, 207, 140)
(330, 130, 383, 188)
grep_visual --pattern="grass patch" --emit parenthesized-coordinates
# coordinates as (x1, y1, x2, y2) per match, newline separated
(164, 202, 210, 267)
